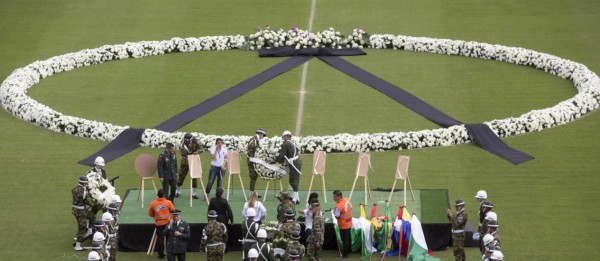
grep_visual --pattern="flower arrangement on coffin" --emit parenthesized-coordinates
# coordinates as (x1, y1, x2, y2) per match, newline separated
(262, 220, 289, 249)
(85, 171, 116, 208)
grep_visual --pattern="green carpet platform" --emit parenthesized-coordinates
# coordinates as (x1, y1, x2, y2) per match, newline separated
(118, 188, 453, 252)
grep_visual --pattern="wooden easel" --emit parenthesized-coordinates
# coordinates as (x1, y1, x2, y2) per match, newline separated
(135, 154, 158, 208)
(387, 155, 414, 207)
(264, 179, 284, 201)
(188, 154, 209, 207)
(307, 149, 327, 203)
(226, 150, 247, 201)
(349, 152, 372, 205)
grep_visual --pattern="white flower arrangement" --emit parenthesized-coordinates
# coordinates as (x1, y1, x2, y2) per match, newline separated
(1, 28, 599, 165)
(85, 172, 116, 208)
(262, 220, 289, 249)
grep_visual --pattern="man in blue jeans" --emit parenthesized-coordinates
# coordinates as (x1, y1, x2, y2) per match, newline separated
(205, 138, 228, 200)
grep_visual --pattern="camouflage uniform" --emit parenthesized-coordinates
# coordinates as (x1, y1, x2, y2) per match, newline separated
(106, 221, 117, 261)
(450, 209, 468, 261)
(177, 137, 203, 188)
(277, 201, 295, 224)
(479, 218, 490, 254)
(306, 213, 324, 261)
(284, 240, 305, 261)
(247, 135, 260, 192)
(277, 140, 302, 195)
(200, 220, 228, 261)
(279, 220, 301, 241)
(72, 183, 88, 242)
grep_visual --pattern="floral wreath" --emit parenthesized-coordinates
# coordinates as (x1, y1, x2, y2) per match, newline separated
(2, 27, 600, 179)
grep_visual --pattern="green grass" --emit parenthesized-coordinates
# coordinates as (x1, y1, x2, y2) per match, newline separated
(1, 0, 600, 260)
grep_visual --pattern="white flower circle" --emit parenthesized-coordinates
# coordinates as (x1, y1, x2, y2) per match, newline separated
(1, 28, 599, 163)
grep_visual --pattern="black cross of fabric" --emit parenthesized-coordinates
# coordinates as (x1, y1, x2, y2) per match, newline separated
(80, 47, 532, 166)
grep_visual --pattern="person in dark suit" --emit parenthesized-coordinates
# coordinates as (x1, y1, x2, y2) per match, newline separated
(208, 187, 234, 226)
(164, 209, 190, 261)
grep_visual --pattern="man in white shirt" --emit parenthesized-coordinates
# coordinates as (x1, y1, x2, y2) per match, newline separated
(205, 138, 228, 200)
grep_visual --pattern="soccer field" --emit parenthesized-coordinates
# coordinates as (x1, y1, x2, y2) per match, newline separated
(1, 0, 600, 260)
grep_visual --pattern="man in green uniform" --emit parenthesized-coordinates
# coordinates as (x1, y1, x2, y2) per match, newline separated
(176, 133, 203, 199)
(479, 201, 493, 254)
(157, 143, 178, 201)
(279, 209, 301, 241)
(72, 176, 88, 251)
(306, 202, 324, 261)
(284, 230, 305, 261)
(447, 199, 468, 261)
(277, 131, 302, 204)
(200, 210, 228, 261)
(276, 191, 295, 224)
(247, 128, 266, 195)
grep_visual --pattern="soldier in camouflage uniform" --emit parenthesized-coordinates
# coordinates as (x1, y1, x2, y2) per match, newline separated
(288, 249, 300, 261)
(479, 201, 493, 254)
(284, 230, 305, 261)
(447, 199, 468, 261)
(276, 192, 295, 224)
(277, 131, 302, 204)
(200, 210, 228, 261)
(247, 128, 266, 194)
(279, 209, 301, 241)
(306, 202, 324, 261)
(73, 176, 88, 251)
(487, 220, 500, 246)
(176, 133, 203, 198)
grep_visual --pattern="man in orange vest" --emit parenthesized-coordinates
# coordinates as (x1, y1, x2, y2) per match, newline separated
(149, 189, 175, 259)
(333, 190, 352, 259)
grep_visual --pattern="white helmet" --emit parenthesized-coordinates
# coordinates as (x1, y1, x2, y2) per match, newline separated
(475, 190, 487, 199)
(102, 212, 114, 222)
(248, 248, 259, 258)
(87, 251, 101, 261)
(246, 207, 256, 217)
(94, 156, 105, 166)
(485, 211, 497, 222)
(257, 229, 268, 238)
(282, 130, 292, 137)
(111, 194, 122, 203)
(482, 234, 494, 246)
(93, 232, 106, 242)
(491, 250, 504, 260)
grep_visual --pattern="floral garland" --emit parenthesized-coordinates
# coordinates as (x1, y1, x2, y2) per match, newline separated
(85, 171, 116, 208)
(2, 28, 600, 170)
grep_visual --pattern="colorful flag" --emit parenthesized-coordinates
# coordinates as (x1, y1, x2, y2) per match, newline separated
(408, 214, 441, 261)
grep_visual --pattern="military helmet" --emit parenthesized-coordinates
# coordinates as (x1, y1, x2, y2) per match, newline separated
(455, 199, 465, 206)
(248, 248, 259, 258)
(482, 201, 494, 208)
(91, 241, 102, 250)
(291, 230, 301, 240)
(285, 208, 295, 217)
(208, 210, 218, 218)
(282, 130, 292, 137)
(102, 212, 114, 222)
(94, 156, 105, 166)
(87, 251, 101, 260)
(485, 211, 497, 222)
(289, 249, 300, 258)
(488, 220, 498, 228)
(257, 229, 268, 239)
(475, 190, 487, 199)
(246, 207, 256, 217)
(491, 250, 504, 260)
(107, 202, 119, 211)
(111, 194, 122, 203)
(256, 128, 267, 135)
(94, 220, 104, 227)
(93, 232, 105, 242)
(184, 133, 193, 140)
(482, 234, 494, 246)
(79, 176, 88, 184)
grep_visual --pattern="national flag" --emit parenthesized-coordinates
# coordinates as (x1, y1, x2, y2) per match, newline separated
(408, 214, 440, 261)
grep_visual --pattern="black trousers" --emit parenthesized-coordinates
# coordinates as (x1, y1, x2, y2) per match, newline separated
(155, 225, 166, 257)
(339, 228, 352, 257)
(167, 252, 185, 261)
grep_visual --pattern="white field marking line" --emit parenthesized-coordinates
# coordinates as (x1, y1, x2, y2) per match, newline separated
(294, 0, 317, 136)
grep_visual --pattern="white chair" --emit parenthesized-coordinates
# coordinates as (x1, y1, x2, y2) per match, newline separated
(387, 155, 415, 206)
(226, 150, 247, 201)
(349, 152, 372, 205)
(135, 154, 158, 208)
(306, 149, 327, 203)
(188, 154, 208, 207)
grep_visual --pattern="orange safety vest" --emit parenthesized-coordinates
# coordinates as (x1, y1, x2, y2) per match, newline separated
(148, 197, 174, 226)
(336, 197, 353, 229)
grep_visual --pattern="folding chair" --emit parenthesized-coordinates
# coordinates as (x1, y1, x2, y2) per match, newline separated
(349, 152, 372, 205)
(135, 154, 158, 208)
(227, 150, 247, 201)
(188, 154, 209, 207)
(307, 149, 327, 203)
(387, 155, 415, 207)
